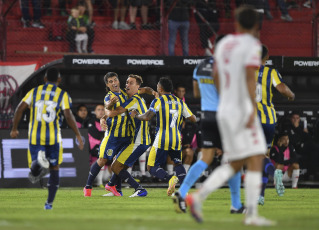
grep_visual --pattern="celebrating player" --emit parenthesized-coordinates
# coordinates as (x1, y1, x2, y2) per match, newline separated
(131, 77, 196, 196)
(10, 67, 84, 210)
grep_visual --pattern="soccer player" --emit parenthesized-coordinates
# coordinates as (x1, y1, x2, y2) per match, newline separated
(256, 44, 295, 205)
(186, 6, 275, 226)
(173, 49, 245, 214)
(10, 67, 84, 210)
(131, 77, 196, 196)
(103, 74, 154, 197)
(83, 72, 155, 196)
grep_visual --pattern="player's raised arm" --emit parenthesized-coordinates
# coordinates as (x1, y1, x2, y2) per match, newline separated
(64, 108, 84, 150)
(131, 110, 155, 121)
(10, 101, 29, 138)
(139, 87, 159, 98)
(276, 83, 295, 101)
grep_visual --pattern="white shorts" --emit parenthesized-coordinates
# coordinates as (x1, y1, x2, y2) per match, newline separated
(217, 115, 267, 162)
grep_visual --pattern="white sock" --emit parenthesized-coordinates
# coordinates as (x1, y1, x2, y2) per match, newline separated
(102, 166, 111, 182)
(95, 171, 103, 186)
(183, 164, 190, 173)
(282, 171, 290, 182)
(139, 152, 146, 176)
(292, 169, 300, 188)
(127, 167, 132, 174)
(197, 164, 235, 202)
(245, 171, 262, 218)
(167, 164, 174, 175)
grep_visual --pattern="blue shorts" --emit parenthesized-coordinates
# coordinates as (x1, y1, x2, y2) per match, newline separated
(116, 142, 149, 167)
(147, 146, 182, 167)
(99, 135, 131, 161)
(28, 143, 62, 167)
(261, 123, 276, 148)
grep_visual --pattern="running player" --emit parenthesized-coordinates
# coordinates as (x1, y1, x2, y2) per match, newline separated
(103, 74, 154, 197)
(173, 42, 245, 214)
(256, 44, 295, 205)
(10, 67, 84, 210)
(131, 77, 196, 196)
(186, 6, 275, 226)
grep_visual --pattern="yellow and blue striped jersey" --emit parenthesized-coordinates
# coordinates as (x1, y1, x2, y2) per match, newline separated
(255, 65, 283, 124)
(121, 93, 151, 145)
(104, 89, 132, 137)
(149, 94, 193, 151)
(22, 83, 71, 145)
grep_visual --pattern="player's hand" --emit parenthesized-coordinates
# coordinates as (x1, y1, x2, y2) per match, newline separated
(10, 130, 19, 138)
(110, 96, 119, 105)
(246, 111, 255, 128)
(100, 118, 108, 131)
(76, 135, 84, 150)
(215, 148, 223, 157)
(152, 91, 159, 98)
(130, 110, 138, 118)
(288, 93, 295, 101)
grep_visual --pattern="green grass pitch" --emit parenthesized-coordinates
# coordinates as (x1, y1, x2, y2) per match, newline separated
(0, 187, 318, 230)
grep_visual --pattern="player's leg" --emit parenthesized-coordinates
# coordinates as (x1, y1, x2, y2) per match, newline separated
(166, 156, 174, 176)
(228, 171, 245, 213)
(288, 163, 300, 188)
(28, 145, 49, 184)
(182, 147, 194, 173)
(148, 147, 172, 182)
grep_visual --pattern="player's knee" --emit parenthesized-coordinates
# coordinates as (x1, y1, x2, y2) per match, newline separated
(97, 158, 107, 167)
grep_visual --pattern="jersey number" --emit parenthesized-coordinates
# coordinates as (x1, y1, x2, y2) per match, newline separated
(256, 82, 262, 102)
(35, 100, 57, 123)
(169, 109, 179, 128)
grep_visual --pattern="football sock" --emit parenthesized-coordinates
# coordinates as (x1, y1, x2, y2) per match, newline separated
(118, 169, 140, 190)
(260, 176, 268, 197)
(174, 164, 186, 184)
(127, 167, 132, 174)
(245, 171, 262, 218)
(139, 152, 146, 176)
(228, 171, 242, 210)
(47, 170, 59, 204)
(283, 171, 290, 181)
(198, 164, 235, 202)
(85, 162, 102, 189)
(167, 164, 174, 175)
(264, 158, 275, 176)
(30, 160, 41, 176)
(95, 171, 103, 186)
(183, 164, 190, 173)
(292, 169, 300, 188)
(108, 174, 118, 186)
(179, 160, 208, 199)
(116, 175, 122, 192)
(149, 166, 171, 182)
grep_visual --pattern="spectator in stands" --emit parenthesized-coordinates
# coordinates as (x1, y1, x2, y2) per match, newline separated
(270, 131, 300, 188)
(20, 0, 45, 28)
(224, 0, 242, 18)
(84, 0, 94, 23)
(194, 0, 219, 56)
(43, 0, 67, 16)
(67, 7, 88, 53)
(264, 0, 293, 22)
(110, 0, 130, 29)
(167, 0, 192, 56)
(88, 104, 111, 187)
(129, 0, 153, 30)
(75, 104, 90, 128)
(78, 1, 95, 53)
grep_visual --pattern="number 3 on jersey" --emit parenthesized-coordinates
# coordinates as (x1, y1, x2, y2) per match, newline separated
(35, 100, 57, 123)
(169, 109, 178, 128)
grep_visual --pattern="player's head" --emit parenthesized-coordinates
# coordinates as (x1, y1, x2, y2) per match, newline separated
(234, 5, 259, 34)
(261, 44, 269, 63)
(126, 74, 143, 96)
(94, 104, 104, 119)
(157, 77, 173, 95)
(76, 104, 88, 119)
(277, 130, 289, 147)
(44, 67, 61, 84)
(104, 72, 120, 92)
(174, 84, 186, 100)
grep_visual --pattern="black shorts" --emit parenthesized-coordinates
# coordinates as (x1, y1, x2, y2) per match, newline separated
(200, 111, 221, 149)
(109, 0, 129, 8)
(129, 0, 152, 7)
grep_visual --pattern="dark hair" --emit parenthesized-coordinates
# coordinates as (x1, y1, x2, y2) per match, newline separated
(103, 72, 118, 85)
(159, 77, 173, 93)
(45, 68, 60, 82)
(175, 84, 186, 90)
(128, 74, 143, 86)
(215, 34, 226, 46)
(290, 111, 300, 117)
(261, 44, 268, 60)
(235, 5, 259, 30)
(278, 130, 289, 138)
(77, 104, 88, 112)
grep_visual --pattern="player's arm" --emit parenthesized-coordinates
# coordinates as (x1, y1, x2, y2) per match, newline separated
(193, 80, 201, 98)
(105, 106, 127, 118)
(212, 62, 220, 93)
(276, 83, 295, 101)
(105, 96, 119, 110)
(10, 101, 28, 138)
(139, 87, 159, 98)
(131, 110, 155, 121)
(182, 101, 197, 123)
(64, 109, 84, 150)
(246, 67, 258, 128)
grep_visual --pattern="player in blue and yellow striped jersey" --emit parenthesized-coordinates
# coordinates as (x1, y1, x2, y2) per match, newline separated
(84, 72, 156, 197)
(103, 74, 155, 197)
(10, 68, 84, 210)
(256, 45, 295, 205)
(131, 77, 196, 196)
